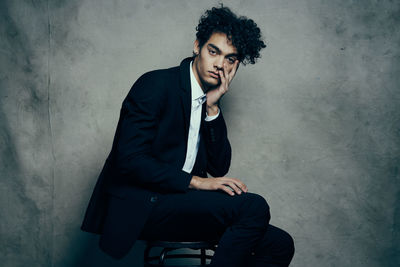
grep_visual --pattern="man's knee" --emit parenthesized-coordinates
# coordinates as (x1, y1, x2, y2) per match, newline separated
(253, 226, 295, 266)
(269, 226, 295, 260)
(281, 229, 295, 258)
(240, 193, 270, 226)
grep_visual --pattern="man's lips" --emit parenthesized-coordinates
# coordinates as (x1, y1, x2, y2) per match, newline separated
(208, 71, 220, 79)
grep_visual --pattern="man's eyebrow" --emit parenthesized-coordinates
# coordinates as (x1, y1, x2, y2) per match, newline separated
(207, 43, 239, 58)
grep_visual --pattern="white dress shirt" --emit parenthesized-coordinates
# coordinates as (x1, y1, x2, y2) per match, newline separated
(182, 61, 220, 173)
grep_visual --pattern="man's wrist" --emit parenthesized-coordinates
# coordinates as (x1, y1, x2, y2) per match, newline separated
(206, 104, 219, 116)
(189, 175, 203, 189)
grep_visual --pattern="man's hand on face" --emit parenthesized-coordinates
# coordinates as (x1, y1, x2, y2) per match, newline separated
(206, 60, 239, 116)
(189, 175, 248, 196)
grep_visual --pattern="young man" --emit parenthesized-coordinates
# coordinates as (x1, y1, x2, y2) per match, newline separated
(81, 6, 295, 267)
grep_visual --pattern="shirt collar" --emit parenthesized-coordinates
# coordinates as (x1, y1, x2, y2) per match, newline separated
(190, 61, 207, 106)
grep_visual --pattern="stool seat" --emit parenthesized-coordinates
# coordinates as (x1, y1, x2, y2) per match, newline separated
(143, 240, 218, 267)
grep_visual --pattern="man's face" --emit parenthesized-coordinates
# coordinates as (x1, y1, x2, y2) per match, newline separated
(192, 32, 239, 91)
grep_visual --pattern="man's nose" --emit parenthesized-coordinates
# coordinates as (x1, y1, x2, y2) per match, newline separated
(214, 56, 224, 70)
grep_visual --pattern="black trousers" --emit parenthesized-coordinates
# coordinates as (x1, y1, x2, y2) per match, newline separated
(139, 189, 295, 267)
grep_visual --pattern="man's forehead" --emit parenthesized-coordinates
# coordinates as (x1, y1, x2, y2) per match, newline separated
(206, 32, 238, 55)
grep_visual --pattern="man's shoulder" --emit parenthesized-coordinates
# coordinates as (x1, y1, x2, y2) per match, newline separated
(139, 65, 180, 82)
(124, 64, 181, 102)
(135, 57, 192, 84)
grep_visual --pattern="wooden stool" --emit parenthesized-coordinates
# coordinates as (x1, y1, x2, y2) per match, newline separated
(144, 240, 217, 266)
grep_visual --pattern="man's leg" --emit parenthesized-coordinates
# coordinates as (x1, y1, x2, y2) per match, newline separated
(139, 189, 294, 266)
(249, 225, 295, 267)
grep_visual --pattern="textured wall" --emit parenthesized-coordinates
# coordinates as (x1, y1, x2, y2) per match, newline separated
(1, 0, 399, 266)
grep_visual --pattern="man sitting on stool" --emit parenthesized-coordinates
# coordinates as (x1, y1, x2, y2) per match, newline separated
(81, 5, 295, 267)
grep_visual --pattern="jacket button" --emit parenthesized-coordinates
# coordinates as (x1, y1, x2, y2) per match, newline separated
(150, 196, 158, 203)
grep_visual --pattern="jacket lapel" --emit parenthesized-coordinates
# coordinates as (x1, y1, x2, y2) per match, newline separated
(179, 57, 194, 139)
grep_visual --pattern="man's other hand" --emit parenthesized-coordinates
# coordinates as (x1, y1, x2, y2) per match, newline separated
(189, 175, 248, 196)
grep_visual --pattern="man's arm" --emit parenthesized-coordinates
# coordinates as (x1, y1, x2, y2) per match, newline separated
(189, 60, 248, 196)
(114, 72, 192, 193)
(194, 111, 248, 196)
(203, 110, 231, 177)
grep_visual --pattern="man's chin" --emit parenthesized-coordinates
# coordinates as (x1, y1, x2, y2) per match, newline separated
(199, 76, 220, 91)
(204, 79, 220, 89)
(204, 84, 220, 93)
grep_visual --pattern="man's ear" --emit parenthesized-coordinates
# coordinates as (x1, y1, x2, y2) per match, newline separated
(193, 39, 200, 55)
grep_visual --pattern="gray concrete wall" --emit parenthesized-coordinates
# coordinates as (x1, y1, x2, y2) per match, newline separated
(1, 0, 399, 266)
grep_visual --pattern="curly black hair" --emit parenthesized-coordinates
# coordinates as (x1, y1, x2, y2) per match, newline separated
(195, 5, 266, 65)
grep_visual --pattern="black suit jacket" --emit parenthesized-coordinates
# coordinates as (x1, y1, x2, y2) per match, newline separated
(81, 57, 232, 258)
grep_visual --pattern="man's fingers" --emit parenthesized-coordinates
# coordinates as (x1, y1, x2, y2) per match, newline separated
(220, 177, 248, 193)
(218, 70, 228, 95)
(218, 69, 226, 84)
(223, 63, 229, 80)
(226, 181, 243, 195)
(228, 60, 239, 83)
(232, 178, 248, 192)
(219, 185, 235, 196)
(228, 60, 238, 75)
(200, 177, 248, 195)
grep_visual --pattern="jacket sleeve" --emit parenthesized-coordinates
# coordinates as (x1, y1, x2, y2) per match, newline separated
(114, 72, 192, 192)
(202, 109, 232, 177)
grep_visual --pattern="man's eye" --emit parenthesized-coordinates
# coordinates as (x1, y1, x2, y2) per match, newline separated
(209, 49, 216, 55)
(227, 58, 235, 64)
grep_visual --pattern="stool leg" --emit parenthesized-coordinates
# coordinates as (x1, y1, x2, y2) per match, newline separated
(144, 245, 151, 266)
(201, 248, 206, 265)
(159, 248, 170, 264)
